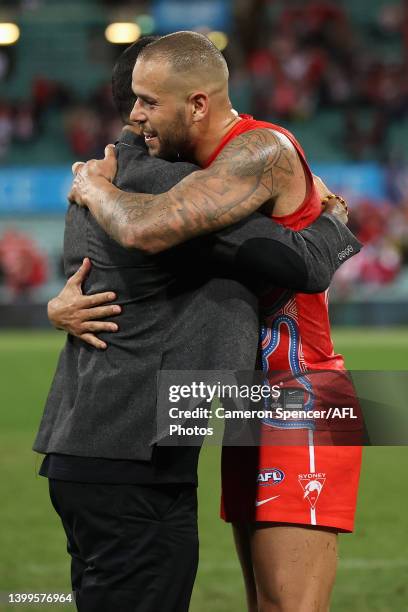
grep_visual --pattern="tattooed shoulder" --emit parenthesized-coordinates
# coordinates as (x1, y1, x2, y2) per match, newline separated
(212, 128, 296, 189)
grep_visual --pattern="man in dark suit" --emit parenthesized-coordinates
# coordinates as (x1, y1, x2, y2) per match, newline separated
(34, 38, 360, 612)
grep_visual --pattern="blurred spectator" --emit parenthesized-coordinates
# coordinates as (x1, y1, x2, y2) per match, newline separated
(278, 0, 348, 43)
(343, 109, 388, 161)
(331, 196, 406, 298)
(387, 160, 408, 203)
(65, 106, 104, 158)
(0, 230, 48, 300)
(31, 76, 72, 134)
(0, 102, 13, 158)
(14, 103, 35, 142)
(378, 3, 404, 32)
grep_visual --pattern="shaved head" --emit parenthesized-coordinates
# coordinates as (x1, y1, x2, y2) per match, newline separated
(138, 30, 229, 92)
(130, 31, 234, 163)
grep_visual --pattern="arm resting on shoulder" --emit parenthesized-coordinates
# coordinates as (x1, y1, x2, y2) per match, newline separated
(199, 212, 362, 295)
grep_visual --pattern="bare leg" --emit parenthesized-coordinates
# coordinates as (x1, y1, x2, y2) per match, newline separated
(232, 523, 258, 612)
(250, 524, 338, 612)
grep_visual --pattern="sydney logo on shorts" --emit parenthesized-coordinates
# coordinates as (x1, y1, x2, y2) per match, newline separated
(257, 468, 285, 487)
(298, 473, 326, 509)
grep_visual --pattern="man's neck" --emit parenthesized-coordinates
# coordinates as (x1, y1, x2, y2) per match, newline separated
(194, 111, 242, 167)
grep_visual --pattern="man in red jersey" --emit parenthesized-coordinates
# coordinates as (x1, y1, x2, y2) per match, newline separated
(69, 31, 362, 612)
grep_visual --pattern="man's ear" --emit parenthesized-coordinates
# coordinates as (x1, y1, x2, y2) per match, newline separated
(189, 92, 209, 123)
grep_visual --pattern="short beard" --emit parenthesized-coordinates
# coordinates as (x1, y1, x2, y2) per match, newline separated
(156, 110, 195, 163)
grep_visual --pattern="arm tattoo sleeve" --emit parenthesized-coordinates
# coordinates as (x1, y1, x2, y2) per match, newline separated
(88, 129, 296, 253)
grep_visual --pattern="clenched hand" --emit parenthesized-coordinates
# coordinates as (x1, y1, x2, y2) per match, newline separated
(69, 145, 118, 207)
(313, 174, 349, 225)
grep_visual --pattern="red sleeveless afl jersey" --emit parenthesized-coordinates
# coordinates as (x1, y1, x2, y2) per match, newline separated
(216, 116, 362, 532)
(205, 114, 344, 373)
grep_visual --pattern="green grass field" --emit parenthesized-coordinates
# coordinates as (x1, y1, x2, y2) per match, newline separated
(0, 329, 407, 612)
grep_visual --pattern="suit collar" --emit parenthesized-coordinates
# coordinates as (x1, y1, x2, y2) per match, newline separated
(117, 128, 146, 149)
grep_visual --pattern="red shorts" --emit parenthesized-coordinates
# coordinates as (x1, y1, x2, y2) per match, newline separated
(221, 439, 362, 532)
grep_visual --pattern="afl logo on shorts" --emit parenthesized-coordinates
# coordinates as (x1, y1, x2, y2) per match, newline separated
(257, 468, 285, 486)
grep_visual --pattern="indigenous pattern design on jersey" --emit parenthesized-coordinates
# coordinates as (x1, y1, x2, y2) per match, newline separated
(218, 115, 362, 532)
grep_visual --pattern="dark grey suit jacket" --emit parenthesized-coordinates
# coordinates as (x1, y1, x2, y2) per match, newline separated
(33, 130, 361, 461)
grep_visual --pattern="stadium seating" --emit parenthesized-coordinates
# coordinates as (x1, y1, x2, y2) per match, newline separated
(4, 0, 109, 101)
(0, 0, 405, 163)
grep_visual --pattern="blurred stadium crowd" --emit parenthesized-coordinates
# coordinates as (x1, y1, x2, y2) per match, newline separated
(0, 78, 121, 162)
(0, 0, 407, 316)
(245, 1, 408, 161)
(2, 0, 408, 163)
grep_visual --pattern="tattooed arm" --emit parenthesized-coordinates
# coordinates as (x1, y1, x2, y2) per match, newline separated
(69, 129, 300, 254)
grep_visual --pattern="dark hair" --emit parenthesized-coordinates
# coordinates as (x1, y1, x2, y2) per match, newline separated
(112, 36, 159, 124)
